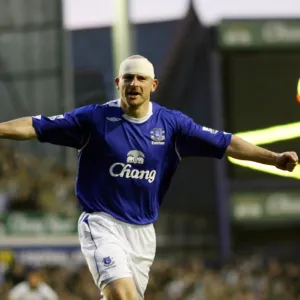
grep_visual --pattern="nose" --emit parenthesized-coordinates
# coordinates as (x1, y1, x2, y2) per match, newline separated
(130, 76, 139, 86)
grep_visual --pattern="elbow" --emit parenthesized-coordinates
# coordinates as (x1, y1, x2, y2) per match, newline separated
(225, 135, 244, 158)
(225, 144, 238, 158)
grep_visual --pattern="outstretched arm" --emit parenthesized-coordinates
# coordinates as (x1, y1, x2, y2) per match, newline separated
(0, 105, 96, 148)
(226, 135, 298, 172)
(0, 117, 37, 140)
(174, 111, 298, 172)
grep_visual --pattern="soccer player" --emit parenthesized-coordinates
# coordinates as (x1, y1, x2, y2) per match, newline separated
(0, 55, 298, 300)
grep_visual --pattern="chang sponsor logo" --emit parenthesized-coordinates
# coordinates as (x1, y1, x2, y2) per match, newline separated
(126, 150, 144, 164)
(109, 150, 156, 183)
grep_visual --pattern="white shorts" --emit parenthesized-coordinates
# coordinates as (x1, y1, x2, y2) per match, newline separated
(78, 212, 156, 299)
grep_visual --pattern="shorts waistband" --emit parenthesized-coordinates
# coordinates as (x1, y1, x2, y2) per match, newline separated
(81, 211, 153, 229)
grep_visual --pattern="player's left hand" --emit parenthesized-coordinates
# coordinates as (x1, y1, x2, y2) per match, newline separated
(275, 152, 298, 172)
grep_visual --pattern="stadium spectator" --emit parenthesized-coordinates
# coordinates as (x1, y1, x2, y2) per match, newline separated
(8, 267, 58, 300)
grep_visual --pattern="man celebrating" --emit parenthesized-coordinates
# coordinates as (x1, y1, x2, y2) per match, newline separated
(0, 55, 297, 300)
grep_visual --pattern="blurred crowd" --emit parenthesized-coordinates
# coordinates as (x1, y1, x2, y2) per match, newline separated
(0, 142, 78, 216)
(1, 256, 300, 300)
(147, 256, 300, 300)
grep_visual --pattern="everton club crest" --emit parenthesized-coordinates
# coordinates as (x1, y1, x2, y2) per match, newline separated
(150, 128, 165, 145)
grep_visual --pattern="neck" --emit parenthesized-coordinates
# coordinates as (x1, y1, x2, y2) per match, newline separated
(121, 99, 150, 118)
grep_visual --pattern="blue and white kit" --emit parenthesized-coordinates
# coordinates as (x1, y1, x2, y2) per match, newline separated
(32, 99, 232, 298)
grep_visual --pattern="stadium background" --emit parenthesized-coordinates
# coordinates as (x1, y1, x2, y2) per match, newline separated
(1, 0, 300, 299)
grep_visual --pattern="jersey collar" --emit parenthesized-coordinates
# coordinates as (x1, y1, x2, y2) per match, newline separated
(122, 101, 153, 124)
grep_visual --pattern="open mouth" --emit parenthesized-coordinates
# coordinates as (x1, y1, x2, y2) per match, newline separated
(127, 91, 140, 96)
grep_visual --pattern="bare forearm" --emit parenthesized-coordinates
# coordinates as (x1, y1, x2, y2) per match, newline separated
(0, 117, 37, 140)
(226, 135, 277, 166)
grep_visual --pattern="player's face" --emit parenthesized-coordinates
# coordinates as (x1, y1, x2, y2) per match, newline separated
(115, 74, 158, 108)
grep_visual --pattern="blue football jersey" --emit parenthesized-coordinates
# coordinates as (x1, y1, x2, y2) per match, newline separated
(32, 99, 232, 224)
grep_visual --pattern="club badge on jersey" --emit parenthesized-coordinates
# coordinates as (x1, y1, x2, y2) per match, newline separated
(150, 128, 165, 145)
